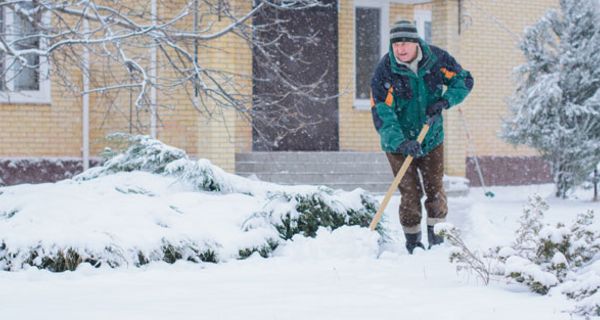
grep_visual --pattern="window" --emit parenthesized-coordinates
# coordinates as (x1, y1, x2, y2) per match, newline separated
(414, 10, 432, 44)
(354, 1, 388, 110)
(0, 1, 50, 104)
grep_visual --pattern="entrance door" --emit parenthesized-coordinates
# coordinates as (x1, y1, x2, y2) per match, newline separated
(252, 0, 339, 151)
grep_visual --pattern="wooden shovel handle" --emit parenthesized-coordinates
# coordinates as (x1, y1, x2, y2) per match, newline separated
(369, 122, 432, 231)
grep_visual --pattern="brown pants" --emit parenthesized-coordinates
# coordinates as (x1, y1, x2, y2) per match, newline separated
(386, 144, 447, 234)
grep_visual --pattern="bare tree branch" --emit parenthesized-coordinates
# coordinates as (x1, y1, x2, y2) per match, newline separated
(0, 0, 332, 145)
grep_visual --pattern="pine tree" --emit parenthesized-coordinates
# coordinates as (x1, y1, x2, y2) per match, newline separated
(503, 0, 600, 198)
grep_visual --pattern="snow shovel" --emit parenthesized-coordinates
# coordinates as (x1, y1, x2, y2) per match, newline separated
(369, 117, 435, 231)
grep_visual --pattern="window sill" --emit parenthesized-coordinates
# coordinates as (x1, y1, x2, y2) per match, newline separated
(0, 91, 51, 105)
(353, 99, 371, 111)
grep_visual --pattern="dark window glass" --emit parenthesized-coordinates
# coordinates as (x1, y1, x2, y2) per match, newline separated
(355, 7, 381, 100)
(14, 2, 40, 91)
(424, 21, 432, 43)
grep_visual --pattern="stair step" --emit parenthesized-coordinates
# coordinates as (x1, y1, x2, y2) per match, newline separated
(237, 172, 393, 184)
(236, 152, 389, 163)
(235, 152, 470, 197)
(236, 162, 391, 174)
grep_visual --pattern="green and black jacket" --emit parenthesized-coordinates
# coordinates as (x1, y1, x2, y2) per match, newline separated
(370, 40, 474, 155)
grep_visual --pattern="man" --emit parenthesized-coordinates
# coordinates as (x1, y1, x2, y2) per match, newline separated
(370, 20, 474, 254)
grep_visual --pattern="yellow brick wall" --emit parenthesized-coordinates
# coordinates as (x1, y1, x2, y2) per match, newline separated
(195, 0, 252, 171)
(235, 111, 253, 154)
(338, 0, 369, 152)
(0, 94, 82, 157)
(457, 0, 557, 157)
(81, 1, 201, 164)
(233, 0, 253, 154)
(429, 0, 556, 175)
(150, 0, 200, 159)
(0, 42, 83, 158)
(389, 4, 415, 31)
(432, 0, 466, 176)
(146, 0, 253, 172)
(1, 0, 251, 173)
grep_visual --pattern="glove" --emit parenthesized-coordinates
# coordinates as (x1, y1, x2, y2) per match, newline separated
(426, 99, 449, 117)
(396, 140, 422, 157)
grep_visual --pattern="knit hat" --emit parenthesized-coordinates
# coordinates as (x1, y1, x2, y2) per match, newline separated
(390, 20, 420, 44)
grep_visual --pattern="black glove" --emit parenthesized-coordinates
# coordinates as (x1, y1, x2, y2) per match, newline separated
(426, 99, 449, 117)
(396, 140, 422, 157)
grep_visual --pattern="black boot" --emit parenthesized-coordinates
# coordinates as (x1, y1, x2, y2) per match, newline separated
(427, 225, 444, 249)
(405, 232, 425, 254)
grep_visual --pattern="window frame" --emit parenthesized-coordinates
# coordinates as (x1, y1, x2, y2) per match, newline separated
(414, 9, 432, 44)
(0, 4, 51, 105)
(353, 0, 389, 110)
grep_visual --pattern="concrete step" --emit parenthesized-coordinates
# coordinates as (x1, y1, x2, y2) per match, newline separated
(235, 152, 470, 197)
(236, 172, 393, 184)
(236, 151, 390, 163)
(236, 161, 392, 174)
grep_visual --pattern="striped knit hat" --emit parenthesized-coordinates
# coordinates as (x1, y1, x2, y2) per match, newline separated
(390, 20, 420, 44)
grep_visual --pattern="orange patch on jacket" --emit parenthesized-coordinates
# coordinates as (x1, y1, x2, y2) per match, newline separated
(384, 87, 394, 106)
(370, 87, 394, 108)
(441, 67, 456, 80)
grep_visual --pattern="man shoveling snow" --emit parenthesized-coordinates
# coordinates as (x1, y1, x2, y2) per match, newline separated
(370, 20, 474, 254)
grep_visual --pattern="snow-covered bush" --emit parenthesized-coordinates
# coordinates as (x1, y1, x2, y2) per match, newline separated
(0, 134, 384, 272)
(0, 239, 221, 272)
(442, 194, 600, 316)
(244, 190, 384, 241)
(77, 134, 188, 180)
(496, 197, 600, 295)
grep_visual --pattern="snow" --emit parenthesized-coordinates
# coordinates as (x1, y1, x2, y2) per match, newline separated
(0, 255, 569, 320)
(274, 226, 380, 260)
(1, 179, 598, 319)
(0, 135, 598, 319)
(444, 175, 470, 194)
(539, 225, 570, 244)
(552, 252, 568, 266)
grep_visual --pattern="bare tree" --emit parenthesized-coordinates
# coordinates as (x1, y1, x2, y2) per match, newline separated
(0, 0, 331, 143)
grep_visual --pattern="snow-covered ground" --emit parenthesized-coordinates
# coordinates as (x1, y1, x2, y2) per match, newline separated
(1, 181, 597, 319)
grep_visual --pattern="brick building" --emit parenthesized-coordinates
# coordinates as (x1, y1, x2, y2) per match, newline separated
(0, 0, 555, 187)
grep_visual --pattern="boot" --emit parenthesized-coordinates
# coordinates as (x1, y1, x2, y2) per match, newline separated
(405, 232, 425, 254)
(427, 225, 444, 249)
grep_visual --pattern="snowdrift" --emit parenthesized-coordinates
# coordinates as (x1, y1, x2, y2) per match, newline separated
(0, 135, 385, 272)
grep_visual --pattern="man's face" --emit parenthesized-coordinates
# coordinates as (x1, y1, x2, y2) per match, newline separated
(392, 41, 418, 63)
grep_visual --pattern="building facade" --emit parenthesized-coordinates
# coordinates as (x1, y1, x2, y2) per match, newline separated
(0, 0, 556, 186)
